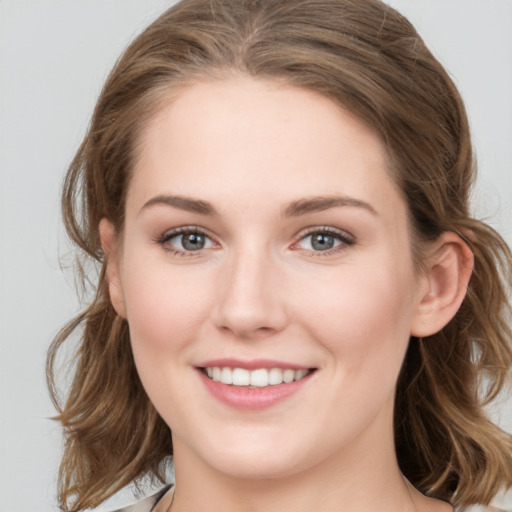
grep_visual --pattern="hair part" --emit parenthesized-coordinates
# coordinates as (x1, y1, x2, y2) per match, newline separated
(47, 0, 512, 509)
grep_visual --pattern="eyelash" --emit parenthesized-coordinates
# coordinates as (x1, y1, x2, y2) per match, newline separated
(155, 225, 355, 257)
(155, 226, 217, 257)
(291, 226, 355, 256)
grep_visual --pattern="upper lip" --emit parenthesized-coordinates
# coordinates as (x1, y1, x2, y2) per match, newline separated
(195, 358, 313, 371)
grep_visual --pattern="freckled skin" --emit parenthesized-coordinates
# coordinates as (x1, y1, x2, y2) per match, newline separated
(104, 78, 455, 512)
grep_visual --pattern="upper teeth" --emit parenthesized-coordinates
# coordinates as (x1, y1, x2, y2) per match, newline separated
(205, 367, 310, 387)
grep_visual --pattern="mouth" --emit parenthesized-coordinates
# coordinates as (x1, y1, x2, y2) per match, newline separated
(196, 360, 317, 410)
(200, 366, 315, 388)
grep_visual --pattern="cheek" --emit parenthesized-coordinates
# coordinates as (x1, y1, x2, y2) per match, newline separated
(120, 254, 214, 358)
(119, 259, 216, 418)
(295, 259, 416, 381)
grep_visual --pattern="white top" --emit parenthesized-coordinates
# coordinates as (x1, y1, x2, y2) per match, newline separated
(112, 486, 172, 512)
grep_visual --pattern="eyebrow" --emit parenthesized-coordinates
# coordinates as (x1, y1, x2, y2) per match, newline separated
(283, 195, 378, 217)
(139, 194, 377, 217)
(140, 195, 217, 216)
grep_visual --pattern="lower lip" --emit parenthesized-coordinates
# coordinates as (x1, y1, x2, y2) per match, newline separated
(197, 370, 314, 410)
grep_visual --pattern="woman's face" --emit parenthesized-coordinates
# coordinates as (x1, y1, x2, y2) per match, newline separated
(106, 77, 429, 480)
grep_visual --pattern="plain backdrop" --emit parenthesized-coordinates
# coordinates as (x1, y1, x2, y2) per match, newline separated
(1, 1, 511, 511)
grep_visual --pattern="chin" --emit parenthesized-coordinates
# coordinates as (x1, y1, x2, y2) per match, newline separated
(181, 425, 342, 483)
(209, 451, 308, 481)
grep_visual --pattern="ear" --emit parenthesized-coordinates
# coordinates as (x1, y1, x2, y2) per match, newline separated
(410, 232, 474, 337)
(99, 218, 127, 319)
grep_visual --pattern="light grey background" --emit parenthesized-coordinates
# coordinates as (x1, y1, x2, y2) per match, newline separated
(1, 1, 511, 511)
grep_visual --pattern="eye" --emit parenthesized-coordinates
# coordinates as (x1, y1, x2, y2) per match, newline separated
(157, 227, 216, 254)
(293, 228, 354, 254)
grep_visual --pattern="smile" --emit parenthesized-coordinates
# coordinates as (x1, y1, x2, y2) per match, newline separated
(196, 359, 317, 410)
(203, 367, 312, 387)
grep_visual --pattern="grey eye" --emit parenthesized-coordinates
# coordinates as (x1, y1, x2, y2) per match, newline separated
(167, 231, 213, 251)
(310, 233, 336, 251)
(296, 230, 351, 252)
(181, 232, 206, 250)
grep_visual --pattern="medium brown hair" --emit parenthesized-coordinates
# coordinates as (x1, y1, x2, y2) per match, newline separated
(47, 0, 512, 509)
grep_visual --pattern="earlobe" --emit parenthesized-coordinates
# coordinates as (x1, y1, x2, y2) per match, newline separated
(99, 218, 127, 319)
(410, 232, 474, 337)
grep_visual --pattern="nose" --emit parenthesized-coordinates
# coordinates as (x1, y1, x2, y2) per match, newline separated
(211, 247, 288, 340)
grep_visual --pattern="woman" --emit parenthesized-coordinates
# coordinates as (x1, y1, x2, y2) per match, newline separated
(47, 0, 512, 511)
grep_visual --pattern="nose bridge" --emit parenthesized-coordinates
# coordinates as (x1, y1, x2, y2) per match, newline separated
(213, 241, 286, 337)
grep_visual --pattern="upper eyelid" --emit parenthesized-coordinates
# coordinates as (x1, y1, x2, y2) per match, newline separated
(289, 227, 356, 256)
(156, 227, 219, 257)
(155, 225, 355, 248)
(294, 225, 355, 241)
(156, 226, 219, 250)
(159, 225, 213, 240)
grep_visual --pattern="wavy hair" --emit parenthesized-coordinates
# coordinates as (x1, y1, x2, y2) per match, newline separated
(47, 0, 512, 509)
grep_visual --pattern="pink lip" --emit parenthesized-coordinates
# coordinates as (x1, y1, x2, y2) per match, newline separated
(195, 358, 311, 371)
(196, 367, 315, 411)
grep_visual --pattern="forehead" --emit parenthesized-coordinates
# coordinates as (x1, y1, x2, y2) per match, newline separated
(129, 77, 404, 221)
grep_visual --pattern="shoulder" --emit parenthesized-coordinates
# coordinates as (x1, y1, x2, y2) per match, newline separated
(110, 485, 173, 512)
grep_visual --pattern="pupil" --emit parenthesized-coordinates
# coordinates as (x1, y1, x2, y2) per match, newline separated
(182, 233, 205, 250)
(312, 233, 334, 251)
